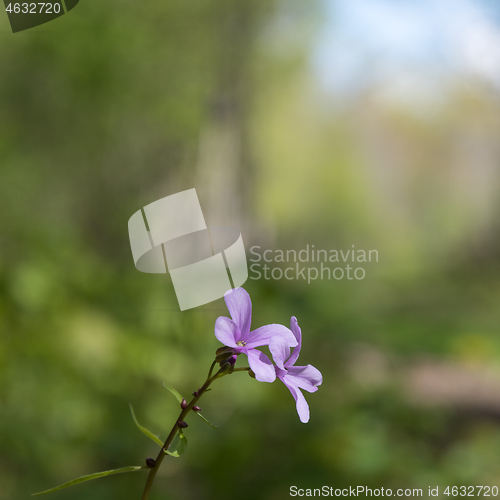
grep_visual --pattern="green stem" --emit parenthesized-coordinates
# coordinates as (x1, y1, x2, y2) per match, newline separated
(141, 362, 239, 500)
(207, 359, 217, 379)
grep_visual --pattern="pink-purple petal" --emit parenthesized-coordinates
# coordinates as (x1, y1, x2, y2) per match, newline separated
(246, 349, 276, 383)
(269, 337, 291, 370)
(285, 316, 302, 367)
(282, 378, 310, 423)
(214, 317, 238, 348)
(224, 288, 252, 339)
(286, 364, 323, 392)
(245, 324, 298, 349)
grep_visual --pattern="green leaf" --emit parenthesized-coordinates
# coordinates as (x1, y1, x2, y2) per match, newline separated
(166, 429, 187, 457)
(129, 404, 163, 447)
(161, 381, 184, 404)
(195, 411, 218, 429)
(32, 466, 147, 496)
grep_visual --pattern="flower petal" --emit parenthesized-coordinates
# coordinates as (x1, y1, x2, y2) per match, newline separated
(269, 336, 291, 370)
(286, 364, 323, 393)
(285, 316, 302, 367)
(282, 378, 310, 423)
(246, 324, 298, 349)
(214, 317, 238, 348)
(245, 349, 276, 383)
(224, 288, 252, 340)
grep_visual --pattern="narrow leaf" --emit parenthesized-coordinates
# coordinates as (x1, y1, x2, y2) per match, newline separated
(32, 466, 147, 496)
(161, 381, 184, 403)
(195, 411, 218, 429)
(129, 404, 163, 447)
(166, 429, 187, 457)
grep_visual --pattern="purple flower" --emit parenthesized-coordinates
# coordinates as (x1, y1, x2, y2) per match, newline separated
(272, 317, 322, 423)
(215, 288, 298, 383)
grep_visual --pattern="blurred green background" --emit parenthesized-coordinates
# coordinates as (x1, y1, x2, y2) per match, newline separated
(2, 0, 500, 498)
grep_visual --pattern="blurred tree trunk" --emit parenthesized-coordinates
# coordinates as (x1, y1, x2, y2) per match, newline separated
(195, 0, 272, 235)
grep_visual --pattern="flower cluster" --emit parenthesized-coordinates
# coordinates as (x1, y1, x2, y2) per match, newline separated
(215, 288, 323, 423)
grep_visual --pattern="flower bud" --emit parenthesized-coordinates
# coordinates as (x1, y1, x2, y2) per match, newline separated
(181, 398, 187, 409)
(248, 369, 256, 379)
(220, 354, 237, 370)
(193, 405, 201, 412)
(216, 346, 234, 356)
(146, 458, 156, 468)
(220, 360, 235, 374)
(192, 391, 199, 397)
(177, 420, 188, 428)
(215, 346, 236, 363)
